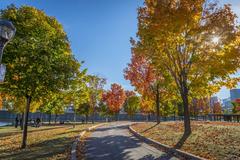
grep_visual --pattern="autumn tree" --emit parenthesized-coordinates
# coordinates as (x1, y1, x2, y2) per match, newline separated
(125, 90, 136, 98)
(190, 98, 210, 116)
(124, 90, 140, 118)
(65, 69, 89, 128)
(124, 95, 140, 119)
(77, 103, 92, 123)
(0, 5, 80, 148)
(39, 92, 67, 124)
(135, 0, 240, 135)
(140, 95, 155, 115)
(87, 75, 106, 123)
(102, 83, 126, 116)
(212, 102, 222, 114)
(124, 50, 174, 123)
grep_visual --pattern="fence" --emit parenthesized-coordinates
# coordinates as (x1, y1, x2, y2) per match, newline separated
(1, 110, 240, 125)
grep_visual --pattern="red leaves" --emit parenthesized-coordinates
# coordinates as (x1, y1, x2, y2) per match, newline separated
(102, 83, 126, 113)
(125, 90, 136, 98)
(124, 52, 156, 96)
(212, 102, 222, 114)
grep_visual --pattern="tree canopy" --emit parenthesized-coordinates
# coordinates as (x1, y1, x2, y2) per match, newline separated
(132, 0, 240, 135)
(0, 5, 80, 148)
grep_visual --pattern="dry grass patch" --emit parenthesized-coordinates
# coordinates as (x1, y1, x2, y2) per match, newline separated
(132, 121, 240, 160)
(0, 124, 94, 160)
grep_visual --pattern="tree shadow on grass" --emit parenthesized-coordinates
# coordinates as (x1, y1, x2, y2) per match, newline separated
(0, 136, 72, 160)
(174, 133, 190, 149)
(140, 123, 159, 133)
(0, 126, 65, 138)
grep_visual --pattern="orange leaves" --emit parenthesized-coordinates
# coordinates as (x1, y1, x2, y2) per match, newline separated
(125, 90, 136, 98)
(124, 52, 156, 97)
(102, 83, 126, 113)
(212, 102, 222, 114)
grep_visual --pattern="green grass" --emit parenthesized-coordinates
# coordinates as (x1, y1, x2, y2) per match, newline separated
(132, 121, 240, 160)
(0, 123, 94, 160)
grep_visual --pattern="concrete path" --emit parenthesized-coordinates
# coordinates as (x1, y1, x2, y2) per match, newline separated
(85, 122, 179, 160)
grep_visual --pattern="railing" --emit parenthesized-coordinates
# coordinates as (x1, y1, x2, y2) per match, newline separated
(1, 110, 240, 124)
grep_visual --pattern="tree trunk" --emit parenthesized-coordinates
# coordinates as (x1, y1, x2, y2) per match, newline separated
(180, 81, 191, 136)
(73, 110, 76, 128)
(48, 114, 51, 124)
(40, 112, 43, 125)
(20, 112, 24, 130)
(156, 83, 160, 124)
(21, 95, 31, 149)
(55, 114, 58, 124)
(92, 105, 95, 124)
(85, 114, 88, 123)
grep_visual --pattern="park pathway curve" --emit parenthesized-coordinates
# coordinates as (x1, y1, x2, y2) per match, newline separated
(85, 122, 179, 160)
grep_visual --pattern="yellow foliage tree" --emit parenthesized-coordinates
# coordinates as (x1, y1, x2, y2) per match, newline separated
(135, 0, 240, 136)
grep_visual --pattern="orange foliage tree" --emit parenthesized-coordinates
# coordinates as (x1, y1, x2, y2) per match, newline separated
(212, 102, 222, 114)
(190, 98, 211, 116)
(124, 49, 173, 123)
(102, 83, 126, 114)
(125, 90, 136, 98)
(124, 51, 162, 119)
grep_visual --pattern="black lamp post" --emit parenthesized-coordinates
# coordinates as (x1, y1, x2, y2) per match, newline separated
(0, 20, 16, 82)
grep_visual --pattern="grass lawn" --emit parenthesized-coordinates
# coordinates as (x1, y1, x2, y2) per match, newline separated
(132, 121, 240, 160)
(0, 123, 95, 160)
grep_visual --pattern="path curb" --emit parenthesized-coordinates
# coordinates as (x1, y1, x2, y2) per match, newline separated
(71, 123, 105, 160)
(129, 124, 207, 160)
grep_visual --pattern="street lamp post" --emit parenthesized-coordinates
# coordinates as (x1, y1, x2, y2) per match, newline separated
(0, 20, 16, 82)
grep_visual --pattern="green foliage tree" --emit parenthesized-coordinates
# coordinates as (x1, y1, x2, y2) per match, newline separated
(0, 5, 80, 148)
(65, 69, 89, 128)
(232, 99, 240, 114)
(39, 92, 66, 124)
(87, 75, 106, 123)
(76, 103, 92, 123)
(124, 96, 140, 119)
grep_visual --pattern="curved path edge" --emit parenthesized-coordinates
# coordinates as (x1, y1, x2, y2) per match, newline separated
(71, 123, 105, 160)
(129, 124, 207, 160)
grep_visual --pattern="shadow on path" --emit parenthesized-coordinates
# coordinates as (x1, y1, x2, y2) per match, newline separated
(85, 123, 178, 160)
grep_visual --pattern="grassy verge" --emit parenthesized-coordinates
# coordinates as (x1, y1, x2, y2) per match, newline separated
(132, 121, 240, 160)
(77, 131, 92, 160)
(0, 123, 95, 160)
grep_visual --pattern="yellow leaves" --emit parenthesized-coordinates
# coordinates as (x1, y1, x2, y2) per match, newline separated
(63, 51, 70, 56)
(12, 74, 20, 81)
(136, 0, 240, 103)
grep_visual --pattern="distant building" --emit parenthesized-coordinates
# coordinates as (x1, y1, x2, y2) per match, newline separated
(222, 98, 232, 112)
(230, 89, 240, 101)
(210, 96, 220, 108)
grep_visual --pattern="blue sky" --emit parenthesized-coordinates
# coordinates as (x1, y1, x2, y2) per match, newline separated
(0, 0, 240, 99)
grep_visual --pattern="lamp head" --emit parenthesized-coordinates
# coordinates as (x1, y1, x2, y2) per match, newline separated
(0, 20, 16, 42)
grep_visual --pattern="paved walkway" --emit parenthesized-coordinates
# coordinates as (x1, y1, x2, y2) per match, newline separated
(85, 122, 179, 160)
